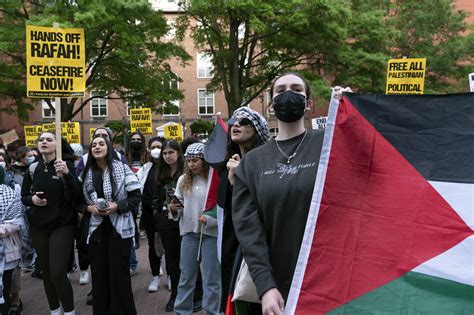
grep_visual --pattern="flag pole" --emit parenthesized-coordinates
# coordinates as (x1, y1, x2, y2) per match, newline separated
(53, 22, 62, 162)
(197, 222, 204, 262)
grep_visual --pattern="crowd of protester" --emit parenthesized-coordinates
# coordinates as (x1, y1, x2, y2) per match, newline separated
(0, 73, 324, 315)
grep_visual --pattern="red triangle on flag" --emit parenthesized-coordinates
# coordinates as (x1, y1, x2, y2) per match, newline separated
(295, 98, 473, 313)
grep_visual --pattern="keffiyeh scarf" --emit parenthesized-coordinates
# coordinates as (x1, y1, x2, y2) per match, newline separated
(0, 185, 30, 304)
(83, 160, 141, 243)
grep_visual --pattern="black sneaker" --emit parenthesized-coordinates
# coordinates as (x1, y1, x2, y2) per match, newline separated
(165, 298, 175, 312)
(192, 299, 202, 313)
(9, 299, 23, 315)
(31, 270, 42, 279)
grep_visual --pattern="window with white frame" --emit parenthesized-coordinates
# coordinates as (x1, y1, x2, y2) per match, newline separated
(163, 75, 180, 116)
(197, 52, 213, 78)
(41, 99, 55, 118)
(198, 89, 214, 115)
(164, 19, 176, 40)
(126, 103, 144, 116)
(90, 91, 108, 117)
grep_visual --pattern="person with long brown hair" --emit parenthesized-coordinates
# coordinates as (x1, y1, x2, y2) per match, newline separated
(81, 136, 142, 315)
(171, 142, 221, 314)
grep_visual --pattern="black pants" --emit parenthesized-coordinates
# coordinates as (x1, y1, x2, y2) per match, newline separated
(76, 215, 90, 271)
(141, 209, 162, 276)
(30, 225, 75, 312)
(157, 211, 181, 299)
(89, 223, 136, 315)
(0, 269, 13, 315)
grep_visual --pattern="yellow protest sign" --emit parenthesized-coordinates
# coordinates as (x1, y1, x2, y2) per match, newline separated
(386, 58, 426, 95)
(130, 108, 153, 135)
(61, 122, 81, 144)
(164, 123, 183, 141)
(26, 25, 86, 98)
(42, 123, 56, 132)
(89, 128, 97, 141)
(24, 125, 43, 148)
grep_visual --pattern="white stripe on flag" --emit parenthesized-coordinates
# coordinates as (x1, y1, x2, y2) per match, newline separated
(429, 181, 474, 230)
(412, 235, 474, 286)
(217, 205, 224, 263)
(285, 95, 341, 314)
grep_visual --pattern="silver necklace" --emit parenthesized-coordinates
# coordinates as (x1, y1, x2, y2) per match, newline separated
(275, 130, 308, 164)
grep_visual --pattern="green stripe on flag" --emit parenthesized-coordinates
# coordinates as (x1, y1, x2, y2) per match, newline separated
(204, 206, 217, 219)
(329, 271, 474, 314)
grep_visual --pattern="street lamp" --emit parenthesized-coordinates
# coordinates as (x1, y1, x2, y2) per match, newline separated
(180, 114, 187, 139)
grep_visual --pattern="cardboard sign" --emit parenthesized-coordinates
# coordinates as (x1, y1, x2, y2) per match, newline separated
(0, 129, 19, 145)
(24, 125, 43, 147)
(164, 123, 183, 141)
(26, 25, 86, 98)
(311, 116, 327, 130)
(42, 123, 56, 132)
(386, 58, 426, 95)
(130, 108, 153, 135)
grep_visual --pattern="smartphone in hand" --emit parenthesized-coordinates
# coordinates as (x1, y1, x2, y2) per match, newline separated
(35, 192, 46, 200)
(167, 192, 184, 208)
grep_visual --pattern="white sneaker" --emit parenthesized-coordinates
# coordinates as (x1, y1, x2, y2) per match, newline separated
(148, 276, 160, 292)
(79, 270, 90, 285)
(167, 276, 172, 291)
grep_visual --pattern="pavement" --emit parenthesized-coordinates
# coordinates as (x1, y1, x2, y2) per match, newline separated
(19, 237, 190, 315)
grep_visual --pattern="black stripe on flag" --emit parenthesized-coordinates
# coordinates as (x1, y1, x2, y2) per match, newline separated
(344, 93, 474, 184)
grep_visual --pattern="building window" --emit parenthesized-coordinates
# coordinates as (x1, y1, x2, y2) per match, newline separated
(41, 99, 55, 118)
(198, 89, 214, 115)
(197, 52, 213, 78)
(90, 91, 108, 117)
(163, 75, 180, 116)
(126, 103, 144, 116)
(164, 19, 176, 40)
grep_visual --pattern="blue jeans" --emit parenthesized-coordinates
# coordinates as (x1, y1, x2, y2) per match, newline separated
(174, 233, 220, 315)
(130, 243, 137, 271)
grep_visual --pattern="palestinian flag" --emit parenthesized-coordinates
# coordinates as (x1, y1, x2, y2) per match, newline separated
(203, 166, 220, 220)
(287, 93, 474, 314)
(205, 115, 229, 169)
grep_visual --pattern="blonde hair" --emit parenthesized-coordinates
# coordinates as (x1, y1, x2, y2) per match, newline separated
(179, 159, 209, 193)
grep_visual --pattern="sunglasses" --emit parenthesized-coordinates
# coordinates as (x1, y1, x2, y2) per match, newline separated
(228, 117, 253, 127)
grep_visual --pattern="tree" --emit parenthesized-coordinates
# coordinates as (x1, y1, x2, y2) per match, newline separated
(104, 120, 129, 146)
(0, 0, 190, 121)
(331, 0, 473, 93)
(176, 0, 348, 115)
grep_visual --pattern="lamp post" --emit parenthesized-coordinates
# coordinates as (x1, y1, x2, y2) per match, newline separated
(180, 114, 187, 140)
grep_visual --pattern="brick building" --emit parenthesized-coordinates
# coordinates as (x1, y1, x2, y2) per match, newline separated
(1, 0, 473, 146)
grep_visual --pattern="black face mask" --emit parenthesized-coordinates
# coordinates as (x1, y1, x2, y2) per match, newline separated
(272, 90, 306, 123)
(130, 141, 143, 151)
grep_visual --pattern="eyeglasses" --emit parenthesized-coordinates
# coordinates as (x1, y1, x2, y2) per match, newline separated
(228, 117, 253, 127)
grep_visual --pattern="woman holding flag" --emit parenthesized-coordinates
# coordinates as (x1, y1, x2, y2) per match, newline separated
(232, 73, 325, 315)
(170, 142, 221, 314)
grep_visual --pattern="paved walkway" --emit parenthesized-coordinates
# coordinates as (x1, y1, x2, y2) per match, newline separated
(20, 237, 183, 314)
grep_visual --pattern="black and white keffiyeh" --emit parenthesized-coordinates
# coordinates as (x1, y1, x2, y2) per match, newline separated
(185, 142, 205, 159)
(82, 160, 141, 242)
(0, 185, 30, 304)
(231, 107, 270, 145)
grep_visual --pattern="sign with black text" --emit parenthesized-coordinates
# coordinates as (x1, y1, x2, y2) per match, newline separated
(26, 25, 86, 98)
(130, 108, 153, 135)
(386, 58, 426, 95)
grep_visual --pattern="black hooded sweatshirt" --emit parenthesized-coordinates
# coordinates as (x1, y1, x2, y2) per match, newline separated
(21, 154, 81, 228)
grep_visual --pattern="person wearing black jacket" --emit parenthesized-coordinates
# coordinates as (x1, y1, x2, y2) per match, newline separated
(80, 136, 142, 315)
(21, 131, 81, 315)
